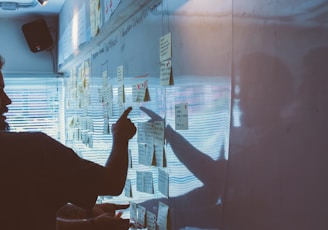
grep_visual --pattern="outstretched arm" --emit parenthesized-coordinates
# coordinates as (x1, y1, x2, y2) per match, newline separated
(100, 107, 136, 195)
(140, 106, 221, 184)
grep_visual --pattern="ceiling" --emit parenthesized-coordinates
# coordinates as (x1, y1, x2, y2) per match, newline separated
(0, 0, 65, 18)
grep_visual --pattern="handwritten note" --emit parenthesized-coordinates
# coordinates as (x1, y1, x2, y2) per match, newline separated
(136, 171, 145, 192)
(157, 202, 169, 230)
(146, 211, 156, 230)
(160, 59, 174, 86)
(145, 122, 154, 145)
(137, 122, 146, 143)
(102, 69, 108, 86)
(154, 144, 166, 167)
(117, 65, 124, 85)
(117, 85, 125, 103)
(160, 32, 172, 62)
(158, 168, 169, 197)
(132, 80, 150, 102)
(102, 85, 113, 104)
(138, 144, 147, 166)
(175, 103, 189, 130)
(144, 171, 154, 194)
(136, 171, 154, 194)
(124, 178, 132, 197)
(137, 205, 146, 228)
(153, 121, 165, 145)
(130, 202, 137, 222)
(145, 144, 155, 166)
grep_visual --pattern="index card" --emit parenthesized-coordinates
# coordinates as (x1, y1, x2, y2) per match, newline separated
(157, 202, 169, 230)
(137, 205, 146, 228)
(132, 80, 151, 102)
(138, 143, 147, 165)
(124, 178, 132, 197)
(147, 211, 157, 230)
(144, 171, 154, 194)
(145, 144, 155, 166)
(137, 122, 146, 143)
(175, 103, 189, 130)
(118, 85, 125, 103)
(136, 171, 145, 192)
(160, 59, 174, 86)
(145, 122, 154, 145)
(102, 69, 108, 86)
(153, 121, 165, 145)
(158, 168, 169, 197)
(102, 85, 113, 105)
(154, 144, 166, 167)
(117, 65, 124, 85)
(160, 32, 172, 62)
(130, 202, 137, 222)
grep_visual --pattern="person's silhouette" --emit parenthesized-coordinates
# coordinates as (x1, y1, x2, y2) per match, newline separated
(139, 106, 227, 229)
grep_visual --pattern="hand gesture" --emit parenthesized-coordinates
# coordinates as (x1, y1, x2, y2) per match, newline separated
(112, 107, 136, 140)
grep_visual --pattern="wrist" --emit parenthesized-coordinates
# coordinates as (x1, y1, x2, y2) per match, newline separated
(113, 137, 129, 145)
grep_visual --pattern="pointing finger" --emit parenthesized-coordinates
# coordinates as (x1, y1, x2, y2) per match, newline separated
(118, 107, 133, 121)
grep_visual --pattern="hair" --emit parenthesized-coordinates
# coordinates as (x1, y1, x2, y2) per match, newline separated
(0, 55, 4, 70)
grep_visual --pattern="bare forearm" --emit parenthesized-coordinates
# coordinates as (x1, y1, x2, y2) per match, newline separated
(99, 107, 136, 196)
(100, 139, 129, 195)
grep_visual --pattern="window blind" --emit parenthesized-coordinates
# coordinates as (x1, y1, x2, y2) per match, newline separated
(4, 76, 65, 142)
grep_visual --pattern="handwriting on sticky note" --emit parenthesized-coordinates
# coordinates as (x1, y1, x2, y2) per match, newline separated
(147, 211, 156, 230)
(157, 202, 169, 230)
(124, 178, 132, 197)
(117, 65, 124, 85)
(160, 59, 173, 86)
(160, 32, 172, 62)
(153, 121, 165, 145)
(158, 168, 169, 197)
(130, 202, 137, 222)
(175, 103, 189, 130)
(137, 205, 146, 228)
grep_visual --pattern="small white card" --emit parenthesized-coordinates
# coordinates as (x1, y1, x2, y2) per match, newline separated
(137, 205, 146, 228)
(124, 178, 132, 197)
(157, 202, 169, 230)
(117, 65, 124, 85)
(130, 202, 137, 223)
(160, 32, 172, 62)
(158, 168, 169, 197)
(160, 59, 174, 86)
(146, 211, 157, 230)
(175, 103, 189, 130)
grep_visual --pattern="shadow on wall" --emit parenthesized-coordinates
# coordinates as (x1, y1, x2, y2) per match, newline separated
(139, 107, 227, 230)
(226, 49, 328, 230)
(286, 46, 328, 230)
(225, 52, 295, 230)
